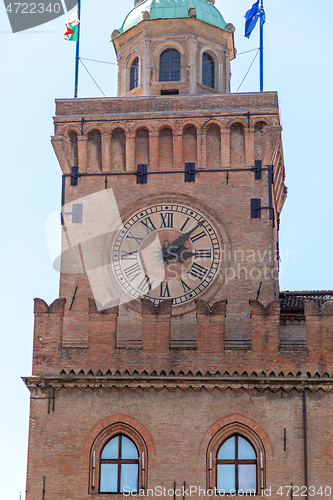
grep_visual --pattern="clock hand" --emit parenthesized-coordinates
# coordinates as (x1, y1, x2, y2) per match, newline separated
(162, 221, 204, 262)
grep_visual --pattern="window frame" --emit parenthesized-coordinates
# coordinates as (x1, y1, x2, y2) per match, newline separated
(216, 434, 257, 494)
(206, 423, 265, 496)
(99, 434, 139, 494)
(89, 423, 148, 495)
(159, 48, 181, 82)
(202, 52, 215, 89)
(129, 57, 140, 91)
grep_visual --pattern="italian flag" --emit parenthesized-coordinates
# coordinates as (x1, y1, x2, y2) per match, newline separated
(64, 10, 80, 42)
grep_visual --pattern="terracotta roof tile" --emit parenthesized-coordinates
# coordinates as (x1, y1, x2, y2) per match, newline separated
(280, 291, 333, 311)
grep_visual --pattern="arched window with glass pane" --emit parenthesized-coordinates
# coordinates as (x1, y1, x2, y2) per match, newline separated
(130, 57, 139, 90)
(100, 435, 139, 493)
(159, 49, 180, 81)
(202, 52, 215, 89)
(217, 435, 257, 494)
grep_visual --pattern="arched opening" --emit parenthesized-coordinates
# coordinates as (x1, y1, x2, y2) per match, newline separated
(111, 128, 126, 172)
(89, 421, 149, 495)
(254, 121, 266, 161)
(159, 49, 180, 82)
(202, 52, 215, 89)
(130, 57, 139, 91)
(100, 434, 139, 493)
(230, 123, 245, 167)
(182, 125, 197, 165)
(206, 124, 221, 169)
(87, 129, 102, 172)
(217, 435, 257, 494)
(68, 131, 78, 167)
(135, 128, 149, 166)
(158, 127, 173, 169)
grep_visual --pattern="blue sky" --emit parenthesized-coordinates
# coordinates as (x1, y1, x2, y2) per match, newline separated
(0, 0, 332, 498)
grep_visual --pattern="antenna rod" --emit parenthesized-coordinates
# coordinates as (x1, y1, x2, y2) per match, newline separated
(74, 0, 81, 98)
(260, 0, 264, 91)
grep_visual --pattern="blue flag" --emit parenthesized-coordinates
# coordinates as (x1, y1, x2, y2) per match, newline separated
(245, 0, 266, 38)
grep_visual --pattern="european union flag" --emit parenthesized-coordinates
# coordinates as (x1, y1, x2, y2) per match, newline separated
(245, 0, 266, 39)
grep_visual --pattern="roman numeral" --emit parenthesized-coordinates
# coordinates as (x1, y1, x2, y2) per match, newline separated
(180, 217, 190, 232)
(194, 249, 212, 259)
(180, 278, 191, 293)
(121, 250, 138, 260)
(190, 230, 206, 243)
(126, 231, 143, 245)
(141, 217, 156, 234)
(138, 274, 152, 294)
(124, 262, 141, 281)
(188, 262, 207, 280)
(160, 282, 171, 297)
(160, 213, 174, 228)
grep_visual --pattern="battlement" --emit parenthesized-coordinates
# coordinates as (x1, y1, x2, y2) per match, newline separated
(32, 295, 333, 377)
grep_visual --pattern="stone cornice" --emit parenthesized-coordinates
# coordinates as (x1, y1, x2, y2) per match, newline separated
(23, 375, 333, 393)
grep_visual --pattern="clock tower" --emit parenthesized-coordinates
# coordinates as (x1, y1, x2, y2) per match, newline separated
(24, 1, 333, 498)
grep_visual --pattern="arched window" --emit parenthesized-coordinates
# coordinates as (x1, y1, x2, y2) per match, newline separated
(202, 52, 215, 88)
(159, 49, 180, 81)
(100, 435, 139, 493)
(130, 57, 139, 90)
(217, 435, 257, 494)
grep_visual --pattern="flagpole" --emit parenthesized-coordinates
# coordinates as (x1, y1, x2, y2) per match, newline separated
(259, 0, 264, 92)
(74, 0, 81, 98)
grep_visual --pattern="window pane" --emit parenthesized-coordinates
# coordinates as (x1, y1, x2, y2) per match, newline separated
(121, 436, 139, 459)
(217, 464, 235, 493)
(238, 437, 256, 459)
(101, 436, 119, 459)
(239, 464, 256, 492)
(100, 464, 118, 493)
(121, 464, 139, 492)
(218, 436, 235, 459)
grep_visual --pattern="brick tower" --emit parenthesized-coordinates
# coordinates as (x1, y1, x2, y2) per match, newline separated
(24, 0, 333, 498)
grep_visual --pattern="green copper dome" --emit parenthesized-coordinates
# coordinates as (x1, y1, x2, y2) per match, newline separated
(117, 0, 228, 35)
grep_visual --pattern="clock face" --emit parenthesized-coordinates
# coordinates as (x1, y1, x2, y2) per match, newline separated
(110, 203, 221, 306)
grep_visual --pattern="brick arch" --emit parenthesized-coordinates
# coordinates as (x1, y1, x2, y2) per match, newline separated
(82, 414, 155, 494)
(226, 118, 247, 130)
(83, 123, 104, 135)
(82, 414, 156, 458)
(109, 123, 130, 135)
(157, 121, 176, 133)
(198, 413, 274, 458)
(251, 117, 271, 128)
(132, 123, 153, 134)
(202, 118, 224, 131)
(58, 124, 82, 136)
(182, 121, 200, 132)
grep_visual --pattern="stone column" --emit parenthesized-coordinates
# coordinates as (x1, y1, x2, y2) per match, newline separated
(188, 36, 197, 94)
(142, 40, 151, 96)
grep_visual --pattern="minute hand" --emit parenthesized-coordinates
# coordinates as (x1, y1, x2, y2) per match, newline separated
(163, 221, 204, 261)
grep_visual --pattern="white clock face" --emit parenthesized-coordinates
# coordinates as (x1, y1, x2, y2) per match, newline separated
(111, 203, 222, 306)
